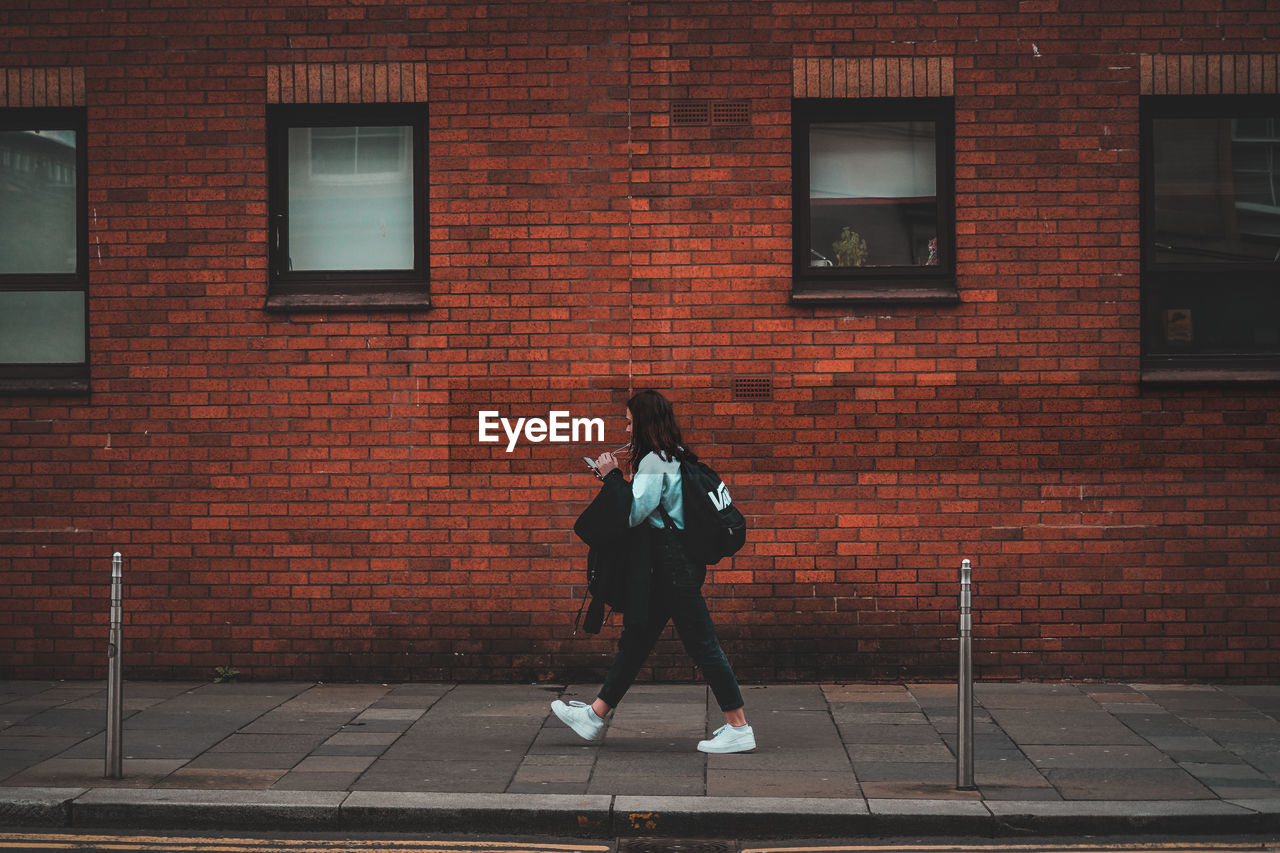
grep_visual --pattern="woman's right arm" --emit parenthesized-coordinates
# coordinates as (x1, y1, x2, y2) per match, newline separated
(628, 453, 663, 528)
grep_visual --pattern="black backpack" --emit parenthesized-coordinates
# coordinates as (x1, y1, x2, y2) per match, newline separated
(678, 457, 747, 565)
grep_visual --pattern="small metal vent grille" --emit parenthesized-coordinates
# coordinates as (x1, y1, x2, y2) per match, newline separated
(711, 100, 750, 125)
(671, 100, 750, 126)
(671, 101, 711, 125)
(732, 376, 772, 401)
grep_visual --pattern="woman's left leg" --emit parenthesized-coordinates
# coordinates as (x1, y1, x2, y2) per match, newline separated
(667, 582, 745, 716)
(656, 531, 745, 716)
(668, 583, 755, 752)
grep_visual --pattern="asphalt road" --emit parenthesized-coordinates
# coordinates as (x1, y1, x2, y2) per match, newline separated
(2, 834, 1278, 853)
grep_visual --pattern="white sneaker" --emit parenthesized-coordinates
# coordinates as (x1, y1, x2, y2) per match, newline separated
(698, 723, 756, 753)
(551, 699, 604, 742)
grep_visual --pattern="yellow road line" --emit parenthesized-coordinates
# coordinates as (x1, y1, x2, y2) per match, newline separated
(0, 836, 610, 853)
(1, 840, 609, 845)
(742, 840, 1280, 845)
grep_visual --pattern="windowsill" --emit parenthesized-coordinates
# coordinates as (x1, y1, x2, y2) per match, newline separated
(0, 377, 90, 396)
(791, 283, 959, 305)
(1141, 365, 1280, 385)
(266, 291, 431, 312)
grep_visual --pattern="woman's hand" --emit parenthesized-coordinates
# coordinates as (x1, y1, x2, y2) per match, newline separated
(595, 452, 620, 478)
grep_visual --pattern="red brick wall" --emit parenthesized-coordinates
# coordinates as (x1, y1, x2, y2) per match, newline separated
(2, 1, 1278, 683)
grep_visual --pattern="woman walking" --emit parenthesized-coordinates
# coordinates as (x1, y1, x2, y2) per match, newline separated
(553, 390, 754, 754)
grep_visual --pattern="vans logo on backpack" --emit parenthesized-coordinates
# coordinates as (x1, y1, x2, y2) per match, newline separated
(681, 458, 747, 565)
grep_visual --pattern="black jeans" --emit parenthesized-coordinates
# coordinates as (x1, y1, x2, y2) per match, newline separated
(597, 527, 745, 713)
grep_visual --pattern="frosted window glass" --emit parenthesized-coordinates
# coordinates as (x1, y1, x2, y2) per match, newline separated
(810, 122, 936, 200)
(287, 126, 415, 271)
(0, 291, 85, 363)
(0, 130, 78, 274)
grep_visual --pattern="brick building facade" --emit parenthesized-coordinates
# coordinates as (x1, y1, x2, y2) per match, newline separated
(2, 1, 1278, 683)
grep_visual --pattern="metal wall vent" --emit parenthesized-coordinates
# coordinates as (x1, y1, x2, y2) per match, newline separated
(732, 376, 772, 401)
(671, 101, 711, 125)
(711, 100, 750, 125)
(671, 100, 751, 126)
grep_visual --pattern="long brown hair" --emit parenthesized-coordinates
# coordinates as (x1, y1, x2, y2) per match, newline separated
(627, 390, 697, 468)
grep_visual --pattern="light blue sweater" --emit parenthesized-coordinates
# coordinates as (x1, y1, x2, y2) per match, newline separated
(628, 451, 684, 530)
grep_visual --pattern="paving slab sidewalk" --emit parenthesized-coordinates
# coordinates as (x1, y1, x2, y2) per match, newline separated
(1, 680, 1279, 837)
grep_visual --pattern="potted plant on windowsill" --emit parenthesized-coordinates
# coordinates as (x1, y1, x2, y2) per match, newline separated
(833, 227, 868, 267)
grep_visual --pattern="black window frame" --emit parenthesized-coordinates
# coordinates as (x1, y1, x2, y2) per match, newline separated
(266, 103, 429, 311)
(0, 107, 89, 394)
(1140, 94, 1280, 383)
(791, 97, 956, 304)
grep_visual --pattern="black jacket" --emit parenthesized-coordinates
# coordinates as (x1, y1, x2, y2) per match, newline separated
(573, 469, 652, 633)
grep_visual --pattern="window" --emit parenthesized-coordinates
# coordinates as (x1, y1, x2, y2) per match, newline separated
(0, 108, 88, 392)
(792, 98, 955, 303)
(1142, 96, 1280, 380)
(267, 104, 428, 309)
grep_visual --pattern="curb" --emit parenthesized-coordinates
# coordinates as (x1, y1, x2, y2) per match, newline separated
(0, 787, 84, 828)
(612, 796, 870, 838)
(983, 800, 1276, 837)
(1, 787, 1278, 838)
(341, 792, 613, 836)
